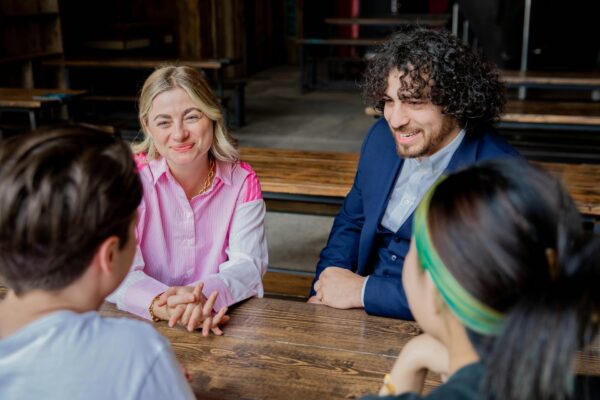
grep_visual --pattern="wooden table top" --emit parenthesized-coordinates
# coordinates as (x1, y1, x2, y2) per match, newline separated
(42, 58, 230, 70)
(240, 147, 600, 217)
(100, 297, 436, 399)
(0, 88, 87, 109)
(1, 286, 598, 399)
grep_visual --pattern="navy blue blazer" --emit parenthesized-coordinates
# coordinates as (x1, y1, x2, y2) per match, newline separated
(313, 118, 520, 319)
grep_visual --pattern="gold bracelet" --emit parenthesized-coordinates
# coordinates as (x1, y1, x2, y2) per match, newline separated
(382, 373, 397, 395)
(148, 294, 162, 322)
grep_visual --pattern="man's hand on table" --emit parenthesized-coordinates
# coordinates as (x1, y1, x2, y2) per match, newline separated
(308, 266, 365, 309)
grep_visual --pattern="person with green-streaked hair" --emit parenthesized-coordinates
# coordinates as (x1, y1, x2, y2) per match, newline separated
(361, 159, 600, 400)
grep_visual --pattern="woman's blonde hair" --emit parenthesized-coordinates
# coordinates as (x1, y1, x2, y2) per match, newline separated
(134, 65, 239, 162)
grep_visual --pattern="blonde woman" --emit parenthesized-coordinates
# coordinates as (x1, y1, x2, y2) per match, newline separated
(108, 66, 268, 335)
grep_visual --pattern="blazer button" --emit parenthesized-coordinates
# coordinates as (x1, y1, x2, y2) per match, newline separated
(393, 236, 401, 243)
(391, 255, 398, 261)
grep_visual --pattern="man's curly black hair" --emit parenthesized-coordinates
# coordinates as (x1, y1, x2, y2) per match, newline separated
(362, 26, 505, 132)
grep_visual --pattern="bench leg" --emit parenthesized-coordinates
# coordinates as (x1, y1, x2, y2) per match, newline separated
(300, 44, 311, 93)
(28, 110, 37, 131)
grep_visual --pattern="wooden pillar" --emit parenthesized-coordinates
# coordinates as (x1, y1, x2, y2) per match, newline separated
(177, 0, 202, 58)
(233, 0, 246, 76)
(223, 0, 234, 59)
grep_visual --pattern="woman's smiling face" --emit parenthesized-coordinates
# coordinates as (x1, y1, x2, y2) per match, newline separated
(145, 87, 214, 169)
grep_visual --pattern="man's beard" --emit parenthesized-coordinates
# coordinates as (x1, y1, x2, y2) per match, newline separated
(395, 117, 457, 158)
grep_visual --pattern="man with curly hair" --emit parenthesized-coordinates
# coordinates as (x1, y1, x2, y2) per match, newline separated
(309, 26, 520, 319)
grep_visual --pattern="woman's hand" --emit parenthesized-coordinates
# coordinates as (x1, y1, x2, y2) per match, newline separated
(379, 333, 449, 396)
(153, 283, 230, 335)
(181, 290, 229, 336)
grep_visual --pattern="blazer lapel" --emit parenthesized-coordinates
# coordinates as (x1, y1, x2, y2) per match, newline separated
(357, 149, 402, 273)
(446, 132, 481, 173)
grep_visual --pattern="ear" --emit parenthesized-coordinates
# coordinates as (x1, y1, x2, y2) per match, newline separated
(424, 271, 444, 316)
(93, 235, 121, 276)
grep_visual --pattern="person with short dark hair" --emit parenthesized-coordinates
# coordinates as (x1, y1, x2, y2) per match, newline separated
(0, 127, 195, 399)
(310, 26, 519, 319)
(361, 160, 600, 399)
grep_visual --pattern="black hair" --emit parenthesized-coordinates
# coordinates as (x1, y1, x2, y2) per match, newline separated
(428, 159, 600, 399)
(362, 26, 505, 132)
(0, 126, 142, 294)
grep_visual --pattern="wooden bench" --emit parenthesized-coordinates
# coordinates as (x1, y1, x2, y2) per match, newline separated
(263, 270, 314, 300)
(247, 147, 600, 299)
(501, 70, 600, 91)
(501, 100, 600, 131)
(240, 147, 600, 218)
(500, 69, 600, 101)
(324, 15, 449, 28)
(0, 88, 87, 130)
(297, 38, 384, 47)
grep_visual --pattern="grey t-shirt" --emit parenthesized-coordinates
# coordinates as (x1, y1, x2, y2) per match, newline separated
(0, 310, 195, 400)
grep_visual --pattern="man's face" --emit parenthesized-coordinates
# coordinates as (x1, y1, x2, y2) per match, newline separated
(383, 68, 460, 158)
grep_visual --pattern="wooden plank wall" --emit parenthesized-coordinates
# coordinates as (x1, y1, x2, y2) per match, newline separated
(175, 0, 246, 77)
(176, 0, 203, 59)
(174, 0, 286, 77)
(0, 0, 63, 87)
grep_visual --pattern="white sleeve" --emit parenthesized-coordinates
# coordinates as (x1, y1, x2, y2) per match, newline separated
(203, 198, 268, 308)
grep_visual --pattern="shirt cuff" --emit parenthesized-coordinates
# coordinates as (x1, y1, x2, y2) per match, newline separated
(123, 278, 170, 320)
(360, 275, 370, 308)
(201, 275, 236, 312)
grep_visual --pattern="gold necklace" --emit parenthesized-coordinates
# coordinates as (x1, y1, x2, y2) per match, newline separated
(195, 158, 215, 196)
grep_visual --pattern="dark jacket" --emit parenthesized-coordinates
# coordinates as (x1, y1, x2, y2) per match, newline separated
(312, 118, 520, 318)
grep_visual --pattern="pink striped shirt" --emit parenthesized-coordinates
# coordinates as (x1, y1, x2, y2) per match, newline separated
(108, 156, 268, 319)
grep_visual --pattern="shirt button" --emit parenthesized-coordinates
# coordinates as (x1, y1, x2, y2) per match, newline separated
(391, 255, 398, 261)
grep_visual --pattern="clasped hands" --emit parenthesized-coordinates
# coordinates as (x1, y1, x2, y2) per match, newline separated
(152, 283, 229, 336)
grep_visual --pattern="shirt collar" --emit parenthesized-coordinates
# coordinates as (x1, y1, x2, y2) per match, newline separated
(214, 159, 233, 186)
(147, 157, 233, 187)
(410, 129, 466, 174)
(148, 157, 169, 186)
